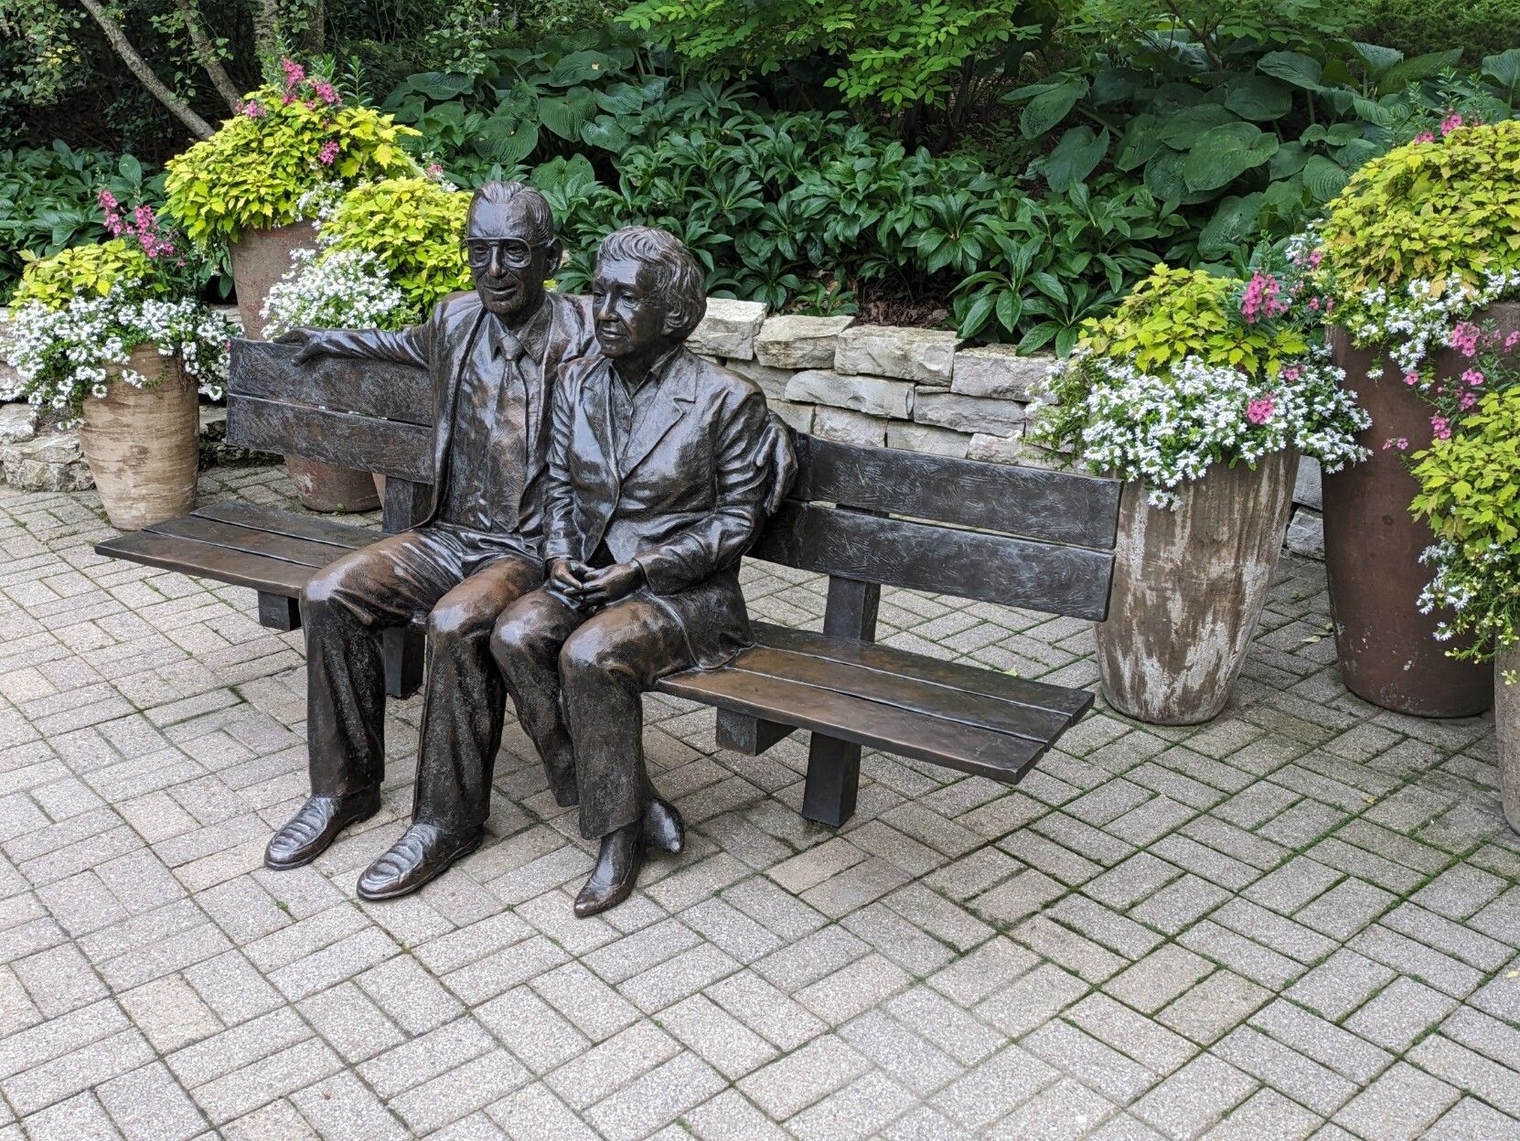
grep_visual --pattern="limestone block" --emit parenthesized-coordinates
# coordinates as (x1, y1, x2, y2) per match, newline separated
(755, 315, 855, 369)
(913, 391, 1025, 436)
(887, 422, 971, 458)
(687, 298, 768, 361)
(813, 406, 886, 448)
(2, 431, 93, 492)
(951, 345, 1054, 400)
(767, 399, 815, 434)
(1285, 507, 1324, 559)
(785, 369, 913, 419)
(0, 403, 39, 445)
(834, 325, 957, 384)
(725, 358, 796, 402)
(1294, 456, 1323, 510)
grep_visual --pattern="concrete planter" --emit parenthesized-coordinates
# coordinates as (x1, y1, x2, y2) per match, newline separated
(1320, 314, 1515, 717)
(229, 222, 379, 514)
(80, 345, 198, 530)
(1096, 450, 1298, 725)
(1498, 648, 1520, 834)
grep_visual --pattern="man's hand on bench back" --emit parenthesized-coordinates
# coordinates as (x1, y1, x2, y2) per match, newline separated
(274, 328, 331, 366)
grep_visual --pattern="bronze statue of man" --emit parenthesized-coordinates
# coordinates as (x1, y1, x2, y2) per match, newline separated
(490, 226, 793, 917)
(266, 181, 596, 899)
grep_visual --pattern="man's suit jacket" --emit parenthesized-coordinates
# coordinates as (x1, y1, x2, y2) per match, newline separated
(542, 347, 778, 668)
(310, 290, 596, 532)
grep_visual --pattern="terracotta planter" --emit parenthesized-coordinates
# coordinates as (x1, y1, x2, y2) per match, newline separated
(80, 345, 198, 531)
(1096, 450, 1298, 725)
(229, 222, 380, 513)
(1320, 312, 1517, 717)
(1498, 647, 1520, 834)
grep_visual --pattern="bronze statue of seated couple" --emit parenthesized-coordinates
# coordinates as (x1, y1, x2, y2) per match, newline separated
(267, 181, 793, 917)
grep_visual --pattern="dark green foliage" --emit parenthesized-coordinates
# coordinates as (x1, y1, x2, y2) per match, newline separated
(1357, 0, 1520, 65)
(0, 142, 162, 294)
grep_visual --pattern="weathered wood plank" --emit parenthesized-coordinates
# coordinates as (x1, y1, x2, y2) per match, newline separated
(230, 339, 432, 424)
(753, 623, 1092, 718)
(750, 503, 1116, 620)
(732, 645, 1078, 744)
(95, 531, 315, 597)
(793, 435, 1121, 550)
(658, 666, 1045, 784)
(383, 477, 433, 535)
(714, 710, 795, 755)
(192, 501, 379, 549)
(148, 514, 353, 569)
(226, 394, 432, 481)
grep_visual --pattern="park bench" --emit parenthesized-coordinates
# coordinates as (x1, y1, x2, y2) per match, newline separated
(97, 340, 1122, 826)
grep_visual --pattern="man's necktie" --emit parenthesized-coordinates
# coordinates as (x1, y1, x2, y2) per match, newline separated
(493, 328, 529, 527)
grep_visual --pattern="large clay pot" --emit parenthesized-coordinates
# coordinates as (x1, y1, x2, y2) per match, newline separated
(80, 345, 198, 530)
(1320, 312, 1516, 717)
(1096, 450, 1298, 725)
(1498, 647, 1519, 834)
(229, 222, 380, 513)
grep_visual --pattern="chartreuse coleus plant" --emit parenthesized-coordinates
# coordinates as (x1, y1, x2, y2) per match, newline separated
(163, 60, 420, 247)
(1313, 117, 1520, 438)
(1032, 263, 1370, 508)
(1411, 381, 1520, 676)
(261, 176, 472, 336)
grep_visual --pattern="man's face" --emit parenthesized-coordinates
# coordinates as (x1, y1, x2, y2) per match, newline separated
(464, 199, 556, 321)
(591, 255, 670, 359)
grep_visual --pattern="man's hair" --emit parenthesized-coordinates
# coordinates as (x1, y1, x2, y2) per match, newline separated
(468, 181, 556, 247)
(597, 226, 707, 341)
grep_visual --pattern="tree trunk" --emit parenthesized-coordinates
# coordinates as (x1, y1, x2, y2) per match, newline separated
(172, 0, 243, 111)
(76, 0, 215, 138)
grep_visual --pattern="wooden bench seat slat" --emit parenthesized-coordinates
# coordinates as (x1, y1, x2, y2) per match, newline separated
(753, 623, 1091, 718)
(657, 665, 1045, 784)
(96, 531, 316, 598)
(193, 501, 379, 550)
(148, 514, 359, 569)
(795, 436, 1121, 549)
(226, 394, 433, 482)
(752, 503, 1115, 620)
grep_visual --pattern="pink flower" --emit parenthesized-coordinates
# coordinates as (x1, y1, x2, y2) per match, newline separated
(426, 162, 444, 178)
(1281, 365, 1301, 382)
(282, 59, 305, 88)
(1449, 322, 1481, 357)
(1308, 249, 1323, 268)
(1413, 131, 1436, 144)
(1246, 397, 1275, 426)
(1440, 113, 1464, 136)
(1431, 415, 1451, 440)
(1308, 297, 1320, 310)
(1462, 368, 1485, 387)
(1460, 392, 1478, 410)
(1239, 272, 1290, 325)
(1506, 331, 1520, 350)
(318, 139, 340, 166)
(312, 81, 338, 105)
(241, 99, 266, 118)
(98, 189, 117, 211)
(1404, 371, 1420, 386)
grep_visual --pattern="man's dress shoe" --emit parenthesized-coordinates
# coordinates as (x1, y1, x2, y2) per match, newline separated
(265, 790, 382, 870)
(575, 822, 644, 918)
(356, 823, 482, 901)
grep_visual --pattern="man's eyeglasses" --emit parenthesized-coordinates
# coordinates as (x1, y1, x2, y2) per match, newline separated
(463, 238, 541, 269)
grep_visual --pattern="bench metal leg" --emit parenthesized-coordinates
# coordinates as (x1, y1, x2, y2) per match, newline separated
(801, 576, 881, 828)
(257, 592, 300, 631)
(717, 710, 794, 756)
(384, 627, 425, 699)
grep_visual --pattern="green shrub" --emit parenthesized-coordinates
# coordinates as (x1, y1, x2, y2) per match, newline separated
(164, 67, 420, 246)
(9, 239, 155, 307)
(1318, 118, 1520, 303)
(321, 176, 471, 308)
(1357, 0, 1520, 65)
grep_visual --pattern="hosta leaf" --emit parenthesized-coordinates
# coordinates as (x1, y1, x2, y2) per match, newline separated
(1224, 75, 1293, 121)
(1182, 123, 1278, 192)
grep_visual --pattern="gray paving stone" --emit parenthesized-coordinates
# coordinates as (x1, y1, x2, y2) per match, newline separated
(1331, 1060, 1460, 1141)
(1343, 975, 1459, 1052)
(1131, 1052, 1257, 1140)
(1285, 949, 1397, 1021)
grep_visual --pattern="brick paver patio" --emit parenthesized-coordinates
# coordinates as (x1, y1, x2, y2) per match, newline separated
(1, 464, 1518, 1141)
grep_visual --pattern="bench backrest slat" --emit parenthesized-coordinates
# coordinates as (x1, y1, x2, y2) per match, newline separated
(795, 435, 1119, 550)
(227, 393, 432, 482)
(752, 502, 1115, 620)
(232, 341, 432, 424)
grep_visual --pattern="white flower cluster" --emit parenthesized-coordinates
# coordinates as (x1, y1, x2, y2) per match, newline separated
(1419, 539, 1520, 652)
(1339, 268, 1520, 388)
(1039, 349, 1372, 510)
(3, 282, 238, 414)
(261, 246, 411, 338)
(295, 181, 347, 228)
